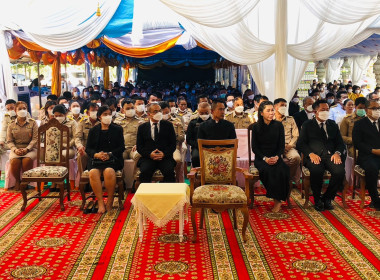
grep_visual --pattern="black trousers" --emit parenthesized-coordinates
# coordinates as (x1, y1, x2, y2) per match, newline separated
(305, 155, 345, 203)
(191, 148, 200, 168)
(138, 157, 176, 183)
(358, 156, 380, 207)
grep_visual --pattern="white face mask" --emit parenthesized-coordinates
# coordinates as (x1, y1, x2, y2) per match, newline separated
(347, 89, 353, 93)
(101, 115, 112, 125)
(278, 106, 287, 116)
(89, 111, 98, 120)
(292, 98, 299, 103)
(226, 101, 234, 108)
(153, 112, 163, 121)
(136, 104, 145, 113)
(96, 102, 102, 107)
(71, 107, 80, 115)
(125, 109, 135, 118)
(63, 103, 69, 109)
(170, 107, 177, 114)
(111, 111, 116, 117)
(318, 111, 330, 121)
(17, 110, 27, 118)
(55, 116, 65, 123)
(355, 90, 360, 94)
(306, 105, 313, 112)
(200, 114, 210, 121)
(162, 113, 170, 120)
(248, 95, 254, 100)
(371, 110, 380, 119)
(235, 106, 244, 113)
(8, 110, 16, 117)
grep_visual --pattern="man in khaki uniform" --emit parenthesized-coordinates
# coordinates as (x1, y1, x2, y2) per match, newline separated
(340, 97, 367, 158)
(225, 97, 254, 129)
(114, 99, 142, 160)
(274, 98, 301, 184)
(134, 97, 148, 122)
(74, 103, 100, 172)
(176, 97, 192, 130)
(190, 95, 209, 121)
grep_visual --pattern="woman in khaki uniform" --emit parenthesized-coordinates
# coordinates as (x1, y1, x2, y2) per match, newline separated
(41, 100, 57, 125)
(7, 101, 38, 189)
(67, 100, 83, 123)
(52, 105, 77, 159)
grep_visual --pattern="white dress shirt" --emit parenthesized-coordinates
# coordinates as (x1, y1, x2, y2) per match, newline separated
(150, 120, 160, 140)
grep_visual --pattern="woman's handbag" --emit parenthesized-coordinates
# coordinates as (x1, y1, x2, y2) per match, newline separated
(91, 154, 116, 169)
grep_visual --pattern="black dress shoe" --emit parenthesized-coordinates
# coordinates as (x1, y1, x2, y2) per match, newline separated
(314, 201, 324, 212)
(323, 200, 334, 210)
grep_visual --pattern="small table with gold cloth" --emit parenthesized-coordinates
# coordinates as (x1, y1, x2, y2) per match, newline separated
(131, 183, 190, 242)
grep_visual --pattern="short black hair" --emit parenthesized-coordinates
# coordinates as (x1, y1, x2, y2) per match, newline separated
(167, 99, 176, 104)
(312, 99, 328, 110)
(159, 101, 169, 110)
(121, 99, 133, 108)
(211, 98, 225, 110)
(5, 99, 16, 105)
(355, 97, 367, 106)
(69, 99, 81, 108)
(336, 91, 347, 99)
(90, 94, 101, 101)
(310, 89, 320, 96)
(44, 100, 57, 115)
(62, 91, 72, 100)
(343, 99, 353, 107)
(197, 94, 208, 103)
(97, 105, 111, 118)
(273, 98, 287, 105)
(57, 96, 68, 103)
(52, 104, 67, 115)
(105, 98, 117, 107)
(47, 94, 58, 101)
(326, 92, 335, 99)
(87, 103, 99, 111)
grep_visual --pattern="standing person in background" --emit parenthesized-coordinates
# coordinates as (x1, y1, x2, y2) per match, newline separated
(29, 74, 44, 89)
(252, 101, 290, 212)
(274, 98, 301, 186)
(288, 92, 300, 116)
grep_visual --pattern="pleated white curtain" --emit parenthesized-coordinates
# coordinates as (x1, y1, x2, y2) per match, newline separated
(324, 58, 344, 83)
(351, 56, 374, 85)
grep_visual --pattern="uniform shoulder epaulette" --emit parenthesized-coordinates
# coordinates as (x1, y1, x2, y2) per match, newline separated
(192, 111, 198, 115)
(29, 118, 36, 122)
(330, 104, 337, 108)
(67, 115, 74, 120)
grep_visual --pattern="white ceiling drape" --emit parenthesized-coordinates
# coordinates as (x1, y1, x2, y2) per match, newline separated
(351, 56, 374, 85)
(0, 31, 15, 101)
(159, 0, 380, 100)
(324, 58, 344, 83)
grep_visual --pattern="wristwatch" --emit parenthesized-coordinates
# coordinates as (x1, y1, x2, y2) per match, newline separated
(263, 156, 267, 161)
(334, 151, 341, 156)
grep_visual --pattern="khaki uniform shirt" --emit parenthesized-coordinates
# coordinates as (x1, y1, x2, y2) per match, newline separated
(62, 116, 77, 149)
(225, 111, 254, 129)
(74, 116, 99, 148)
(136, 112, 148, 123)
(340, 113, 363, 158)
(167, 116, 185, 146)
(114, 115, 142, 148)
(38, 107, 45, 121)
(176, 109, 192, 130)
(7, 117, 38, 151)
(0, 113, 16, 143)
(279, 116, 299, 148)
(67, 112, 84, 123)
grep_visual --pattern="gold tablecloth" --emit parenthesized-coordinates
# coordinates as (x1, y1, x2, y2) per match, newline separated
(131, 183, 189, 227)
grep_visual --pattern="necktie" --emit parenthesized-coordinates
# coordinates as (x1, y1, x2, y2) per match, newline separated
(154, 123, 159, 141)
(320, 123, 327, 139)
(373, 121, 378, 132)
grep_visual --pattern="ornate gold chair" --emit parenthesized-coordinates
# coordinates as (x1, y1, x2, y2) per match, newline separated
(20, 118, 70, 211)
(188, 139, 252, 243)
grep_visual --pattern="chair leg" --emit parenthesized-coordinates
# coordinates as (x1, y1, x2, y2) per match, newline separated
(287, 181, 292, 208)
(304, 177, 310, 208)
(352, 174, 356, 199)
(199, 208, 205, 229)
(79, 183, 86, 211)
(191, 207, 198, 243)
(240, 207, 249, 243)
(232, 209, 237, 229)
(67, 179, 71, 202)
(301, 177, 305, 199)
(59, 183, 65, 211)
(359, 177, 366, 209)
(342, 179, 349, 208)
(20, 183, 28, 211)
(37, 182, 42, 201)
(249, 179, 255, 209)
(118, 179, 124, 210)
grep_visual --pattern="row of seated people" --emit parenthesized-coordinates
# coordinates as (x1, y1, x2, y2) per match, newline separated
(1, 93, 379, 213)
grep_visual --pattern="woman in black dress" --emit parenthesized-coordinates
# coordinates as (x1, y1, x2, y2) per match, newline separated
(86, 106, 125, 213)
(251, 101, 290, 212)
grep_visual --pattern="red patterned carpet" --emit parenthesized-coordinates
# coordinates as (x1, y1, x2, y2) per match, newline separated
(0, 188, 379, 279)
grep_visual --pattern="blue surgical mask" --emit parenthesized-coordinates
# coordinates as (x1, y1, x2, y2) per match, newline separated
(220, 94, 226, 99)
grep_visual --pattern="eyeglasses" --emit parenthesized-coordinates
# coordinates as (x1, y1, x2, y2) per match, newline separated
(368, 107, 380, 111)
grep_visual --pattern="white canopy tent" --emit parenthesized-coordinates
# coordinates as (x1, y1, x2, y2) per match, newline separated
(0, 0, 380, 102)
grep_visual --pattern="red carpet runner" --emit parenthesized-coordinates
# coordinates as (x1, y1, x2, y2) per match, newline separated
(0, 189, 379, 279)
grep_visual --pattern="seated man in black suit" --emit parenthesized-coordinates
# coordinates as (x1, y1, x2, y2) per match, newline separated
(197, 99, 236, 140)
(297, 100, 346, 211)
(136, 103, 177, 183)
(294, 96, 315, 131)
(352, 100, 380, 210)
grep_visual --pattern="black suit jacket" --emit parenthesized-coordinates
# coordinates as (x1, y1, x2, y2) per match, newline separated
(296, 119, 345, 158)
(186, 117, 209, 149)
(352, 117, 380, 162)
(136, 120, 176, 162)
(85, 123, 125, 168)
(293, 110, 308, 131)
